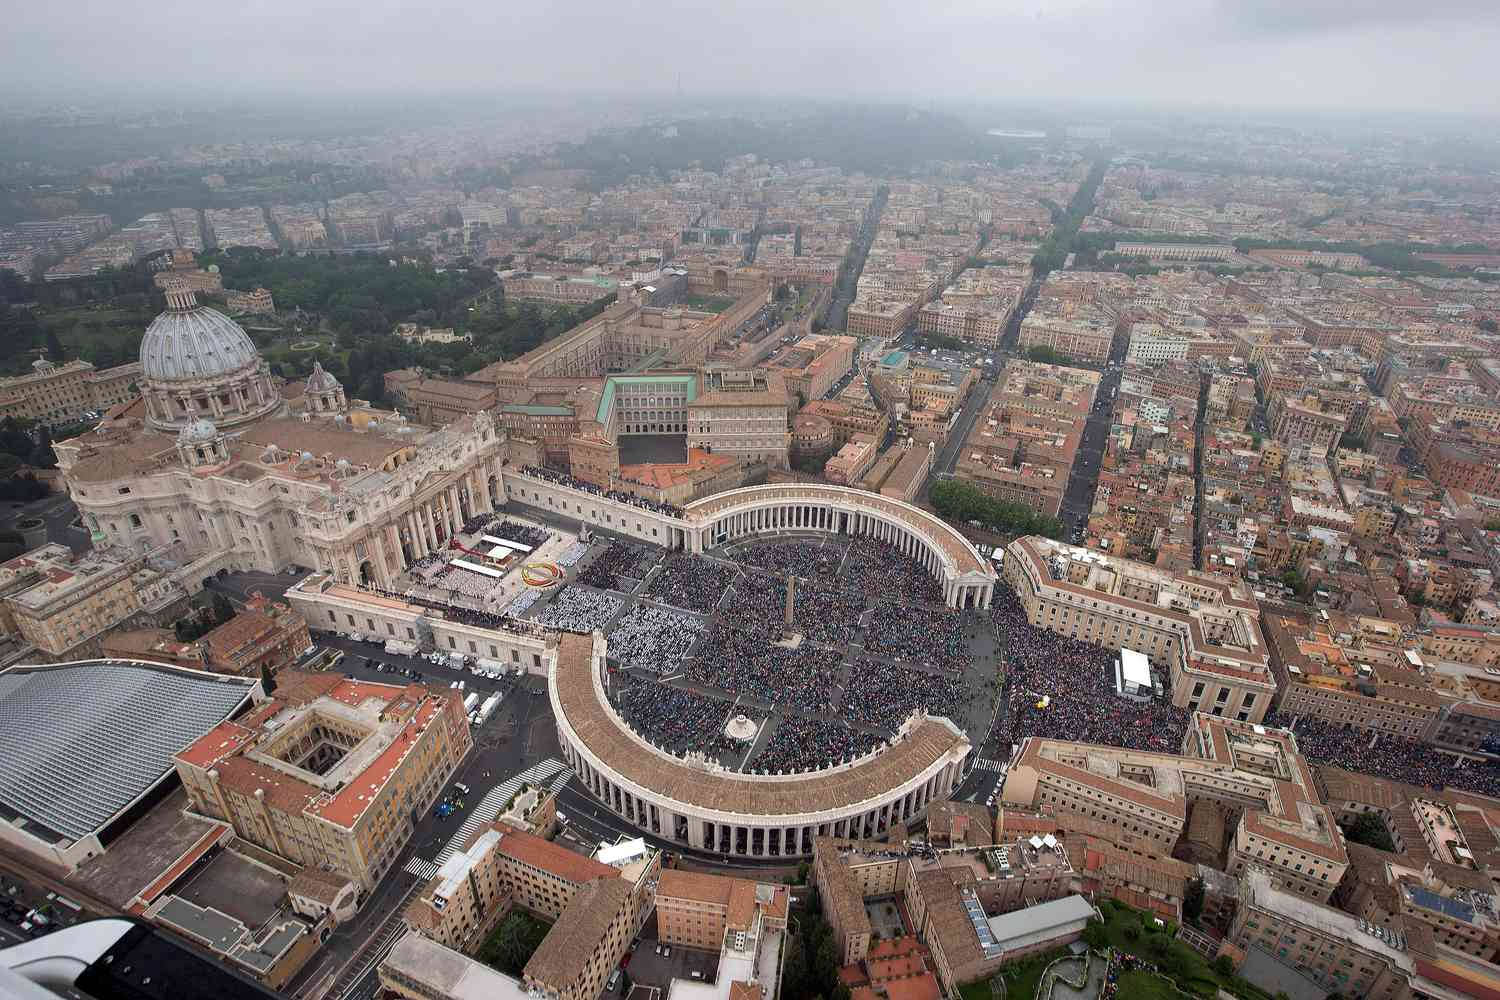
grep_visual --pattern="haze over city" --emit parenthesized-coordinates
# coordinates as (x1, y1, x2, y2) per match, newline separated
(4, 5, 1500, 1000)
(3, 0, 1499, 112)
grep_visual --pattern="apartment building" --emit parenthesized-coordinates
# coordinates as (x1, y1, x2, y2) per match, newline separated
(1125, 323, 1191, 366)
(1003, 536, 1277, 722)
(0, 358, 141, 426)
(846, 297, 917, 338)
(655, 869, 789, 954)
(1230, 868, 1413, 1000)
(201, 596, 311, 677)
(918, 300, 1008, 348)
(1270, 394, 1348, 456)
(1262, 611, 1452, 740)
(523, 877, 637, 1000)
(174, 671, 473, 890)
(1004, 714, 1348, 902)
(1114, 243, 1237, 262)
(1017, 312, 1114, 363)
(0, 542, 186, 659)
(765, 333, 855, 405)
(825, 433, 879, 486)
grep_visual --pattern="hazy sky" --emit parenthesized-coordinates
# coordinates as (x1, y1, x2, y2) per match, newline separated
(6, 0, 1499, 114)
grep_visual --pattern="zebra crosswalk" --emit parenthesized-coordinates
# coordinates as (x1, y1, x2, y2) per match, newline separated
(972, 757, 1006, 772)
(402, 758, 573, 882)
(403, 856, 440, 881)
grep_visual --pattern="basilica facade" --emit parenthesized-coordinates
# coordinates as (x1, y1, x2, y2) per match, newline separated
(55, 282, 510, 589)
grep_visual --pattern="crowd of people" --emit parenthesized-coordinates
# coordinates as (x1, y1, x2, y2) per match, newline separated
(864, 602, 971, 672)
(992, 587, 1190, 754)
(431, 563, 506, 601)
(730, 571, 864, 646)
(752, 715, 884, 774)
(536, 586, 623, 632)
(644, 554, 738, 614)
(842, 538, 944, 605)
(1272, 713, 1500, 798)
(577, 540, 657, 592)
(606, 604, 703, 673)
(686, 612, 843, 711)
(842, 657, 974, 732)
(727, 538, 845, 580)
(519, 465, 685, 517)
(615, 680, 738, 758)
(487, 519, 549, 549)
(460, 512, 496, 536)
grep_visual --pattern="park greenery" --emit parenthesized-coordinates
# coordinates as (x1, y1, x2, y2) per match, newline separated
(477, 911, 551, 978)
(175, 592, 238, 642)
(1024, 344, 1075, 366)
(930, 479, 1066, 540)
(1030, 158, 1108, 277)
(204, 248, 495, 332)
(958, 946, 1069, 1000)
(780, 886, 851, 1000)
(1083, 900, 1276, 1000)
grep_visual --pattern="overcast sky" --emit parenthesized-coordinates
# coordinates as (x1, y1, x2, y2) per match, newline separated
(6, 0, 1498, 114)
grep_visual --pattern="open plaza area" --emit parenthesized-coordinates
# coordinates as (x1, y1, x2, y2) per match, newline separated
(381, 511, 1002, 779)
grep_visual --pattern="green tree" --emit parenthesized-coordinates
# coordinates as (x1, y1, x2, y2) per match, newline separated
(45, 330, 65, 364)
(1081, 918, 1108, 950)
(1213, 955, 1236, 978)
(211, 592, 236, 625)
(1183, 878, 1204, 925)
(30, 427, 56, 470)
(1339, 812, 1396, 852)
(782, 933, 810, 999)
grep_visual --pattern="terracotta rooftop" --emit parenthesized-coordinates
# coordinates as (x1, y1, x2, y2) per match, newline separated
(493, 826, 618, 885)
(524, 877, 633, 987)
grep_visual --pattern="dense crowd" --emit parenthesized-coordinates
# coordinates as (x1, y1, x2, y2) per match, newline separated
(843, 538, 944, 604)
(727, 538, 844, 579)
(519, 465, 685, 517)
(536, 586, 623, 632)
(577, 541, 658, 592)
(615, 681, 737, 758)
(686, 615, 843, 711)
(486, 519, 549, 549)
(607, 604, 703, 673)
(504, 589, 542, 616)
(992, 586, 1190, 754)
(752, 715, 883, 774)
(460, 513, 497, 535)
(644, 554, 738, 613)
(557, 541, 589, 566)
(731, 571, 864, 645)
(842, 657, 973, 732)
(433, 563, 504, 600)
(865, 602, 970, 671)
(1273, 714, 1500, 798)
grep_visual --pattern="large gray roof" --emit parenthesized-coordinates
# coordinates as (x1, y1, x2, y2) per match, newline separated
(140, 303, 261, 382)
(0, 661, 256, 843)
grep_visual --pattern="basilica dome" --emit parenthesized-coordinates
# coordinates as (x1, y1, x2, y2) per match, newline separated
(141, 285, 260, 382)
(140, 280, 285, 433)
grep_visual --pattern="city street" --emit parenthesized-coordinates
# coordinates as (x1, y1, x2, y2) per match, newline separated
(1057, 339, 1126, 536)
(284, 636, 558, 1000)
